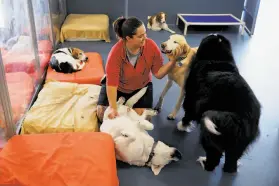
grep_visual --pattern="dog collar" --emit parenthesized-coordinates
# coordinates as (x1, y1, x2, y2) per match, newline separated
(146, 141, 158, 165)
(176, 56, 186, 67)
(176, 48, 191, 67)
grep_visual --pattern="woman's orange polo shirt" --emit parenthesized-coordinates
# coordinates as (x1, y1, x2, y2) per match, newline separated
(105, 38, 163, 93)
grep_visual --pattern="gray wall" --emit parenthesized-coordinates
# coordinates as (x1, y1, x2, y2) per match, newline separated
(129, 0, 245, 24)
(66, 0, 125, 23)
(66, 0, 245, 25)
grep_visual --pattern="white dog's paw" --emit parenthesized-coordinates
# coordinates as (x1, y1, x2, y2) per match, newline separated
(138, 120, 154, 130)
(145, 109, 158, 116)
(196, 156, 206, 170)
(167, 113, 176, 120)
(177, 121, 195, 132)
(117, 97, 126, 105)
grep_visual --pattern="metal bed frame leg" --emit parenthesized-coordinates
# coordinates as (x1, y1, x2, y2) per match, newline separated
(241, 23, 246, 35)
(184, 24, 188, 36)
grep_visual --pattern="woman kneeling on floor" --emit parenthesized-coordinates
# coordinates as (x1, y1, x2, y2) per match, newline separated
(97, 16, 179, 122)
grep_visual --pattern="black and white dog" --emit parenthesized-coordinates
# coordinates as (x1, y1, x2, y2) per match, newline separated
(177, 34, 261, 173)
(50, 47, 88, 74)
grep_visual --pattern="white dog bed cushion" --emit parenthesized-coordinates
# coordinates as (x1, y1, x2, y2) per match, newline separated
(21, 81, 101, 134)
(60, 14, 110, 43)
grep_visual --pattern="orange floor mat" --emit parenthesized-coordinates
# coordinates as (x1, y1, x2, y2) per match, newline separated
(46, 52, 104, 85)
(0, 132, 119, 186)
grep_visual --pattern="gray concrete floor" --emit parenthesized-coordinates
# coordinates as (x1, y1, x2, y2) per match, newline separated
(61, 1, 279, 185)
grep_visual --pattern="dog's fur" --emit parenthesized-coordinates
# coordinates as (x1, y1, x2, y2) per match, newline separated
(154, 34, 198, 120)
(100, 87, 182, 175)
(177, 34, 261, 173)
(50, 47, 88, 74)
(147, 12, 175, 34)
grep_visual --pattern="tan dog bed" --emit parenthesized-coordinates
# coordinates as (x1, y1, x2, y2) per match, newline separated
(60, 14, 110, 42)
(21, 81, 101, 134)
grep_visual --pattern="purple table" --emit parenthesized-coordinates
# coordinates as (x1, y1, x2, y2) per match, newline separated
(176, 14, 246, 35)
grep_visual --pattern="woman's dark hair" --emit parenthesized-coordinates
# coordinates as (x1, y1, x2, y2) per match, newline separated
(113, 17, 143, 39)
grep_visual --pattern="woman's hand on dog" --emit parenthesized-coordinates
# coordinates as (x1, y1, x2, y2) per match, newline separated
(108, 107, 119, 119)
(168, 49, 186, 62)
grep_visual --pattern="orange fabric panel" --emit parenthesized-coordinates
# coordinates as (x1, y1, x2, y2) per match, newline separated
(3, 53, 51, 74)
(2, 40, 52, 74)
(6, 72, 34, 122)
(38, 40, 53, 54)
(0, 132, 119, 186)
(46, 52, 104, 85)
(0, 72, 34, 128)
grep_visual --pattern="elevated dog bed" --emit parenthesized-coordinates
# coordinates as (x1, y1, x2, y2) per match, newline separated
(60, 14, 110, 43)
(20, 81, 101, 134)
(0, 72, 34, 128)
(0, 132, 119, 186)
(176, 14, 246, 35)
(46, 52, 104, 85)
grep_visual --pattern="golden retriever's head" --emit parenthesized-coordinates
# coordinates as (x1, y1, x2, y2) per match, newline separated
(71, 48, 88, 62)
(156, 12, 167, 24)
(161, 34, 190, 59)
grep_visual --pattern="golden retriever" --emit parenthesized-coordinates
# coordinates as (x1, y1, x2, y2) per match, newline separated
(154, 34, 198, 120)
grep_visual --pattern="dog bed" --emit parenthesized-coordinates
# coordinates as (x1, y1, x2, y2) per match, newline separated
(176, 14, 246, 35)
(20, 81, 101, 134)
(60, 14, 110, 43)
(46, 52, 104, 85)
(0, 132, 119, 186)
(0, 72, 34, 129)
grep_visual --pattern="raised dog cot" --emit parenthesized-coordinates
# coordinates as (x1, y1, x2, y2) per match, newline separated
(176, 14, 246, 35)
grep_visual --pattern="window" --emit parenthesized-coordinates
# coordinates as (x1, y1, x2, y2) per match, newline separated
(0, 0, 5, 28)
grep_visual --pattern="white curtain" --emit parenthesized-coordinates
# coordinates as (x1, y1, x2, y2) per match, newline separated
(0, 0, 4, 28)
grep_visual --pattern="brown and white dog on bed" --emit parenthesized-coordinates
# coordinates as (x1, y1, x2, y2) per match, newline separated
(154, 34, 198, 120)
(147, 12, 175, 34)
(50, 47, 88, 74)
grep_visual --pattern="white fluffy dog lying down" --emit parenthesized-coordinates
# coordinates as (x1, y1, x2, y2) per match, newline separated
(100, 87, 182, 175)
